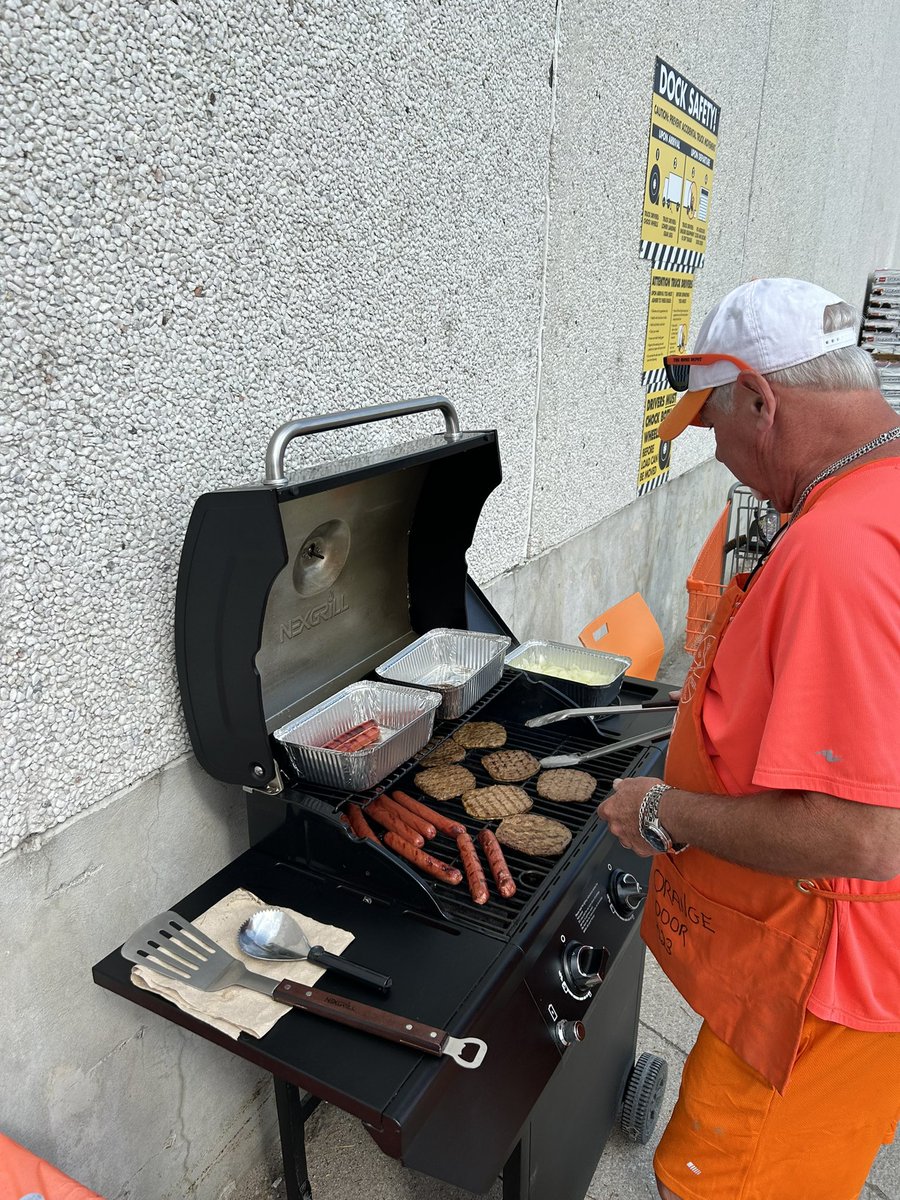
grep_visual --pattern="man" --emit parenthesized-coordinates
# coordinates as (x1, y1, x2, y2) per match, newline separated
(598, 278, 900, 1200)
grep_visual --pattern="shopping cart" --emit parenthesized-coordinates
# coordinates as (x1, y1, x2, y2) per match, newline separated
(684, 484, 783, 653)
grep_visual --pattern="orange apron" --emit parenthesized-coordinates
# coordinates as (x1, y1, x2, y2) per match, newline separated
(641, 474, 900, 1094)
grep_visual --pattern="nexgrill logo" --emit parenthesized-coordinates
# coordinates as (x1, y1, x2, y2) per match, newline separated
(280, 591, 349, 640)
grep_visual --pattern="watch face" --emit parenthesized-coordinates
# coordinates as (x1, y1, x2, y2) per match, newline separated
(641, 826, 669, 853)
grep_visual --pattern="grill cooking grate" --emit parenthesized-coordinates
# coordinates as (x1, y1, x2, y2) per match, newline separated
(357, 670, 658, 938)
(369, 715, 643, 939)
(278, 671, 665, 939)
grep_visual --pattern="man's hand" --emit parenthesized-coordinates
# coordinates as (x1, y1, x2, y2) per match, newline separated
(596, 775, 661, 857)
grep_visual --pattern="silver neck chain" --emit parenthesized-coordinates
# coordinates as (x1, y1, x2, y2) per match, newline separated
(790, 426, 900, 522)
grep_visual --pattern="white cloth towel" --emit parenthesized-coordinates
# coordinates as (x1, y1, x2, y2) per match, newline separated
(131, 887, 354, 1039)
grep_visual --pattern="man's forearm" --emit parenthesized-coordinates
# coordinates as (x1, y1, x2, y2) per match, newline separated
(658, 786, 900, 881)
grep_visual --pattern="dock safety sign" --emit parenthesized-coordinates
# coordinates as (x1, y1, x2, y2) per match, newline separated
(636, 58, 720, 495)
(639, 58, 720, 273)
(638, 388, 675, 492)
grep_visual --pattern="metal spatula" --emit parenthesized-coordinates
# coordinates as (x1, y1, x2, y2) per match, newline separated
(122, 911, 486, 1068)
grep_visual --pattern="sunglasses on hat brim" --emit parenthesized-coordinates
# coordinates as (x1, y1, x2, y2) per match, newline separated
(663, 352, 756, 393)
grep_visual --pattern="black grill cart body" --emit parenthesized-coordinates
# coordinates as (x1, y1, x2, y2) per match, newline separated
(94, 401, 669, 1199)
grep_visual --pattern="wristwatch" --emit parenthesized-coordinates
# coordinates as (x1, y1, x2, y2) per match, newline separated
(639, 783, 687, 854)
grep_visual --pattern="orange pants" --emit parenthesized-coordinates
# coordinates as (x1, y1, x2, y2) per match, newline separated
(654, 1011, 900, 1200)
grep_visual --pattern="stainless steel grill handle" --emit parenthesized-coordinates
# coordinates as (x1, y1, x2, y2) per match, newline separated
(264, 397, 461, 486)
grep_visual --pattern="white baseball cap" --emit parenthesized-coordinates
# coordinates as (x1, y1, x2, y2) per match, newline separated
(659, 278, 858, 440)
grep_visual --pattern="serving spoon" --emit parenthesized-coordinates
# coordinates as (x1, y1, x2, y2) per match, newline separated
(238, 908, 392, 994)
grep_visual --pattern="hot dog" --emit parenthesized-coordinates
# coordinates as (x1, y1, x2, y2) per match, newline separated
(366, 799, 425, 848)
(378, 794, 436, 840)
(478, 828, 516, 898)
(345, 803, 380, 844)
(384, 832, 463, 885)
(456, 831, 490, 905)
(339, 728, 380, 752)
(390, 789, 465, 838)
(323, 720, 380, 752)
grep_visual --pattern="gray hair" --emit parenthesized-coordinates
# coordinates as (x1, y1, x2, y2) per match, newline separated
(707, 300, 878, 415)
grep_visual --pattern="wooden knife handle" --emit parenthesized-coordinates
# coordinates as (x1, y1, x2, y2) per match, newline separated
(273, 980, 445, 1055)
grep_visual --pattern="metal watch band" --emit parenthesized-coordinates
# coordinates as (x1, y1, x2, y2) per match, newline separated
(639, 783, 670, 834)
(639, 783, 687, 854)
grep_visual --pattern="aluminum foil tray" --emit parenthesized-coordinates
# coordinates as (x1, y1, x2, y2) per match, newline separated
(274, 681, 442, 791)
(504, 640, 630, 708)
(376, 628, 511, 719)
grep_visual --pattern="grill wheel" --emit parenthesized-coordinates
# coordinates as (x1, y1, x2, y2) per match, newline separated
(620, 1052, 668, 1144)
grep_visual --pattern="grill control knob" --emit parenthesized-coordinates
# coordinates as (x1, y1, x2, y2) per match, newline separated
(562, 942, 609, 992)
(555, 1019, 586, 1047)
(609, 870, 645, 920)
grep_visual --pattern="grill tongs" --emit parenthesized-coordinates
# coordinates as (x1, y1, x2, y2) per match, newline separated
(526, 699, 677, 730)
(528, 700, 677, 769)
(123, 912, 488, 1069)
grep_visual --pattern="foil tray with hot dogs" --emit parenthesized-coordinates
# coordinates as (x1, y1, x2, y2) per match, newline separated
(274, 681, 442, 791)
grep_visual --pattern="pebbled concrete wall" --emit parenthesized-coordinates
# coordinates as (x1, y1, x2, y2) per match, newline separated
(2, 1, 900, 1195)
(3, 0, 554, 854)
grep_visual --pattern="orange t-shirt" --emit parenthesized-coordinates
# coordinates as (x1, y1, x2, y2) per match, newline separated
(701, 459, 900, 1032)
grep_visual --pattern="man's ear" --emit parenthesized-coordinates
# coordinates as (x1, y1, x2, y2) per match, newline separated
(736, 371, 777, 429)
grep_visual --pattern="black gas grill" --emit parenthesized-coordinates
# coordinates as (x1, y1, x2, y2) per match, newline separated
(94, 400, 670, 1200)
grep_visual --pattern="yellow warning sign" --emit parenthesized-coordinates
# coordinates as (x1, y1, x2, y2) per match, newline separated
(637, 388, 676, 494)
(640, 58, 720, 269)
(642, 270, 695, 376)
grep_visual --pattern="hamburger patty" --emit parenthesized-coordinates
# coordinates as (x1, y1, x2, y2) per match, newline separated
(495, 813, 572, 857)
(536, 768, 597, 803)
(420, 738, 467, 767)
(413, 764, 476, 801)
(481, 749, 540, 782)
(453, 721, 507, 749)
(461, 785, 533, 820)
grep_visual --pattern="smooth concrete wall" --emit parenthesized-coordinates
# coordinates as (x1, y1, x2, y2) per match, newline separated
(0, 759, 282, 1198)
(3, 1, 900, 1195)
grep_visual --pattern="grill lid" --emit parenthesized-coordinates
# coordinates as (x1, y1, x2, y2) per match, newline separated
(174, 399, 502, 791)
